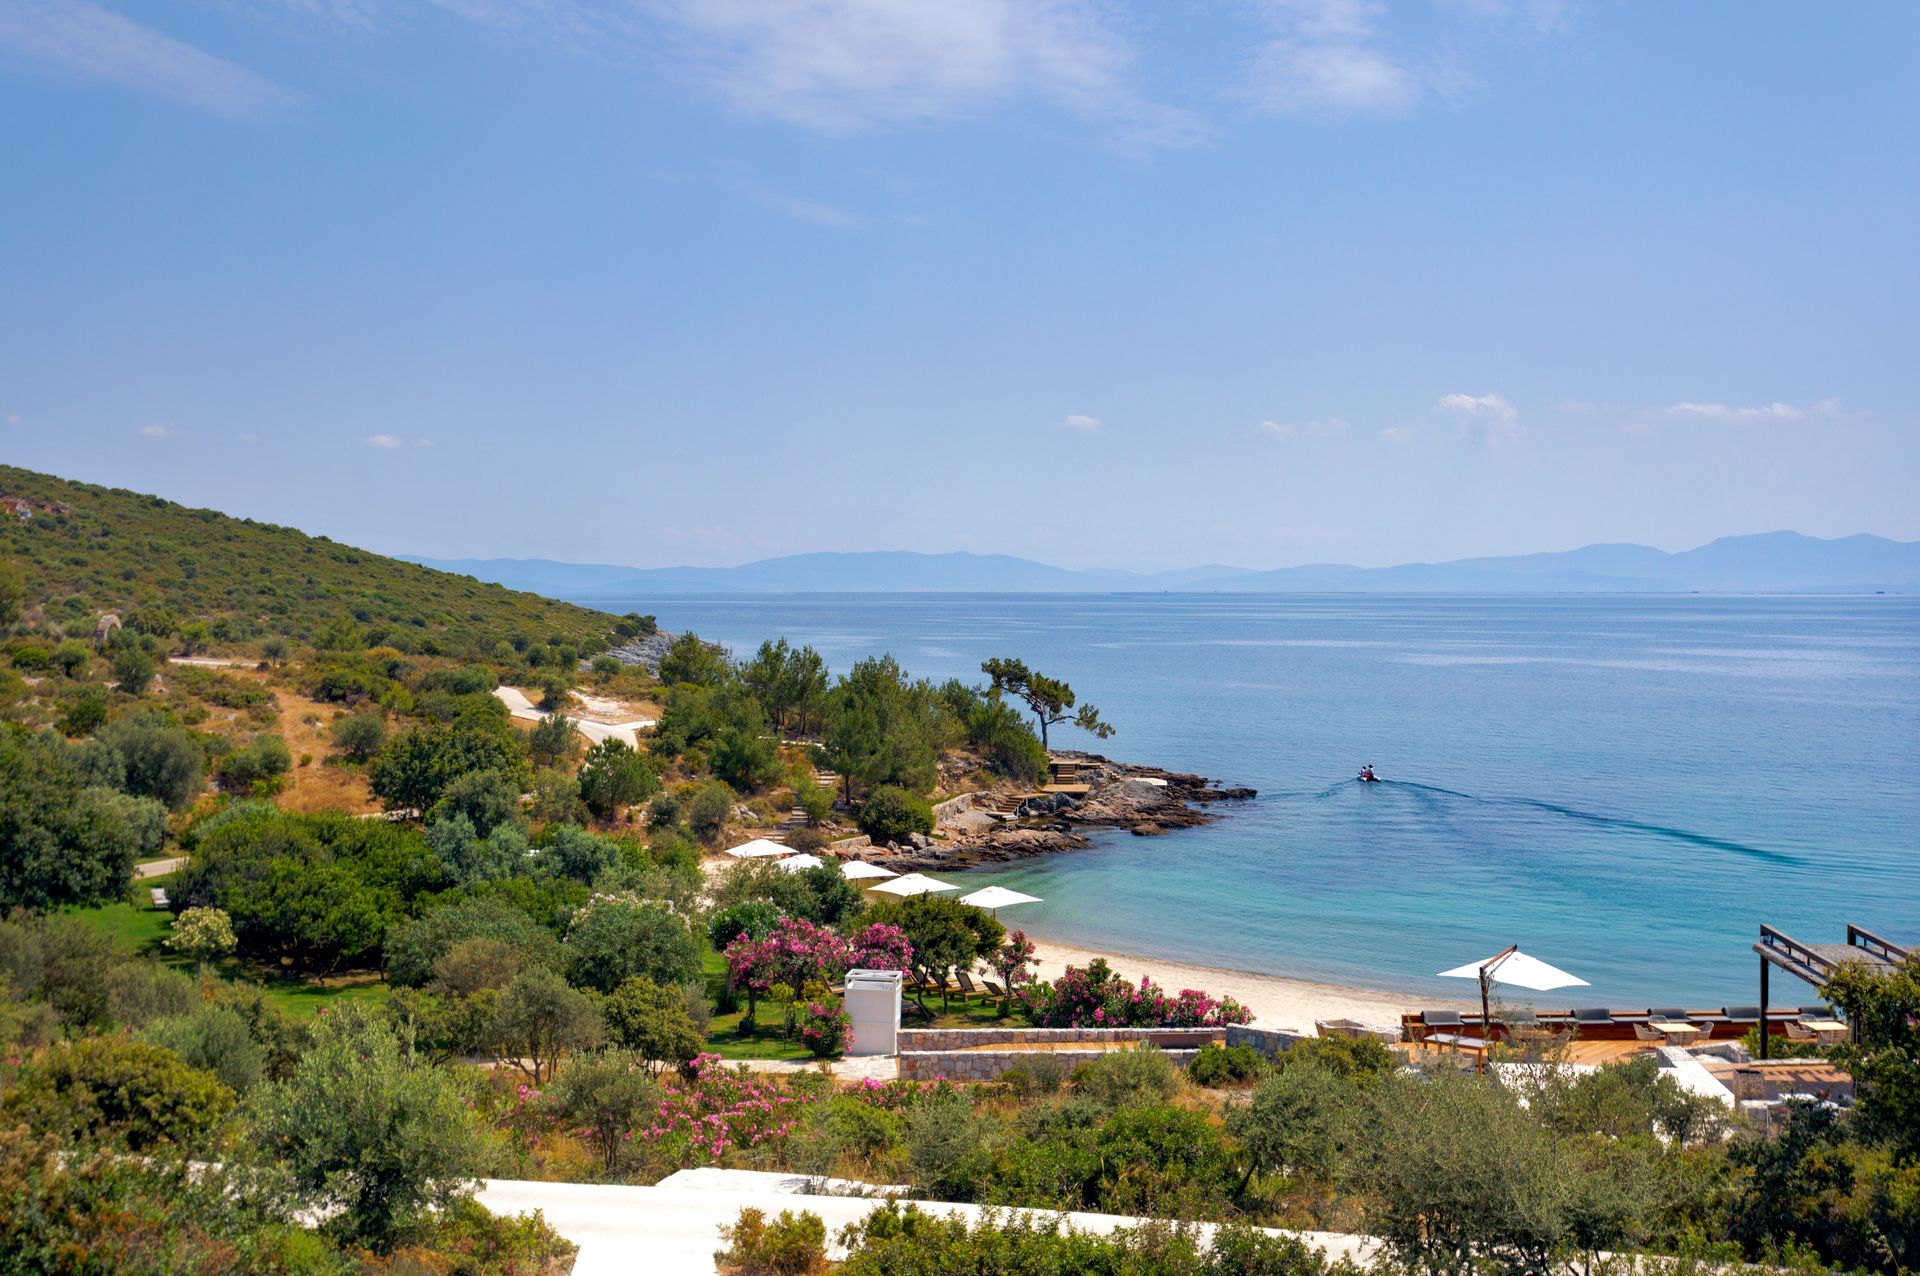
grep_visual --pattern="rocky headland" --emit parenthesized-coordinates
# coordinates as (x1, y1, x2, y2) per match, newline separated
(839, 750, 1256, 872)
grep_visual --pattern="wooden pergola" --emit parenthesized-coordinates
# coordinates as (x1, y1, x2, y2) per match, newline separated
(1752, 923, 1909, 1059)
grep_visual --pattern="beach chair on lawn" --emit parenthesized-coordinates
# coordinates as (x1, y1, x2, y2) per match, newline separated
(954, 971, 992, 1003)
(980, 978, 1007, 1000)
(149, 887, 169, 909)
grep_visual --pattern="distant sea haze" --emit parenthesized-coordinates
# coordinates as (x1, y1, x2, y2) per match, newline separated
(409, 530, 1920, 596)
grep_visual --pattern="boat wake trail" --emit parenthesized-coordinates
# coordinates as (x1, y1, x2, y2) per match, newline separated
(1386, 782, 1802, 866)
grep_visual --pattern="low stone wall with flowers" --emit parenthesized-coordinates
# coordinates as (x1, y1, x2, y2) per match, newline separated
(899, 1047, 1205, 1081)
(892, 1025, 1312, 1080)
(898, 1026, 1225, 1051)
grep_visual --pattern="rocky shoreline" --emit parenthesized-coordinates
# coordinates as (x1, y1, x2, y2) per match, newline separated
(842, 750, 1256, 872)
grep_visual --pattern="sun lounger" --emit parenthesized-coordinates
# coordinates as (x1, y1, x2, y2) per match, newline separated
(981, 979, 1006, 999)
(1420, 1010, 1466, 1030)
(1718, 1006, 1762, 1031)
(149, 887, 169, 909)
(954, 971, 990, 1002)
(1571, 1008, 1614, 1030)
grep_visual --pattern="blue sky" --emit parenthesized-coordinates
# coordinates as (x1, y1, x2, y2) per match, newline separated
(1, 1, 1914, 570)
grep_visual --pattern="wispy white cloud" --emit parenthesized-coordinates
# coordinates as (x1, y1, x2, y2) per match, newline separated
(1438, 391, 1517, 442)
(733, 179, 867, 230)
(362, 434, 434, 449)
(1240, 0, 1575, 118)
(1241, 0, 1420, 116)
(1380, 425, 1414, 442)
(1259, 417, 1349, 438)
(1663, 399, 1838, 422)
(138, 423, 176, 438)
(1438, 392, 1515, 421)
(1059, 413, 1102, 432)
(415, 0, 1201, 146)
(0, 0, 301, 119)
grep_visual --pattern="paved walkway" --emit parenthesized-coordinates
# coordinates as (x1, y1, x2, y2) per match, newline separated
(474, 1170, 1378, 1275)
(724, 1054, 898, 1081)
(493, 686, 656, 749)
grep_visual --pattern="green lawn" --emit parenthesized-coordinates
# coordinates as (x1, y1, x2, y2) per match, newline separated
(695, 948, 1027, 1058)
(66, 885, 391, 1020)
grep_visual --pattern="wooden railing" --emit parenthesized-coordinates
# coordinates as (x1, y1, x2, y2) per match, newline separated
(1847, 924, 1910, 967)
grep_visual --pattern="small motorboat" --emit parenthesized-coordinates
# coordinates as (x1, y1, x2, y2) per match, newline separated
(1357, 765, 1381, 783)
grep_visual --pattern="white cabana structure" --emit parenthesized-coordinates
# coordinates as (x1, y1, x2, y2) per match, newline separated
(837, 861, 899, 882)
(774, 853, 825, 873)
(867, 872, 957, 897)
(723, 838, 795, 859)
(958, 885, 1042, 912)
(1438, 945, 1589, 1068)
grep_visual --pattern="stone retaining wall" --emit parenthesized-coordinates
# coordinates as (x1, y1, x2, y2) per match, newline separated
(894, 1027, 1227, 1082)
(1225, 1025, 1309, 1057)
(900, 1048, 1204, 1081)
(898, 1027, 1226, 1051)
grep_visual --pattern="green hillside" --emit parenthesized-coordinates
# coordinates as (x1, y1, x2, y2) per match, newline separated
(0, 465, 614, 658)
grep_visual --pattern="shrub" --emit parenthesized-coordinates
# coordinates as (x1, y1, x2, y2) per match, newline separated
(1072, 1043, 1181, 1110)
(797, 998, 852, 1058)
(144, 1004, 267, 1094)
(2, 1036, 235, 1151)
(715, 1206, 828, 1276)
(111, 643, 155, 693)
(545, 1049, 661, 1173)
(1021, 958, 1253, 1030)
(578, 738, 659, 821)
(837, 1203, 1330, 1274)
(686, 780, 734, 841)
(57, 683, 109, 734)
(708, 900, 784, 950)
(217, 732, 291, 792)
(562, 895, 701, 994)
(165, 906, 237, 967)
(1189, 1041, 1265, 1087)
(330, 710, 387, 761)
(249, 1007, 489, 1252)
(857, 785, 933, 844)
(604, 976, 706, 1076)
(384, 896, 560, 989)
(98, 713, 205, 810)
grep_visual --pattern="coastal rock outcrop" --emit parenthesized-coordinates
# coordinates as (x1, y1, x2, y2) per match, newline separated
(861, 750, 1255, 872)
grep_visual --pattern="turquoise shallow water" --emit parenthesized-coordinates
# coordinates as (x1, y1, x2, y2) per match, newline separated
(583, 593, 1918, 1007)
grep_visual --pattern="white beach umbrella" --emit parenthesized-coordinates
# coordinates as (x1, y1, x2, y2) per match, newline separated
(774, 853, 825, 873)
(958, 885, 1042, 912)
(867, 872, 957, 897)
(1438, 946, 1589, 1067)
(723, 838, 794, 859)
(838, 861, 899, 881)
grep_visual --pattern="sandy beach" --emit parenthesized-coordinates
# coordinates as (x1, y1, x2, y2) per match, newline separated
(1024, 935, 1468, 1037)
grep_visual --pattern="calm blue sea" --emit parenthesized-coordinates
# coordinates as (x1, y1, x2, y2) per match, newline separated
(592, 593, 1918, 1007)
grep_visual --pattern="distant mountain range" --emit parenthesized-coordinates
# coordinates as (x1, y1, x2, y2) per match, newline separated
(406, 532, 1920, 598)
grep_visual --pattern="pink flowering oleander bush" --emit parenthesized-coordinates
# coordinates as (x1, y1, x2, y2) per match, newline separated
(990, 930, 1038, 1001)
(630, 1054, 967, 1168)
(726, 918, 854, 999)
(1018, 958, 1254, 1029)
(845, 921, 913, 975)
(798, 1000, 853, 1058)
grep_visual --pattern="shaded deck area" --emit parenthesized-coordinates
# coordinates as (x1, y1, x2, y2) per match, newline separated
(1753, 923, 1907, 1059)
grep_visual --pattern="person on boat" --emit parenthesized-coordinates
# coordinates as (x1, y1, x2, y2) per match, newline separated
(1359, 764, 1378, 782)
